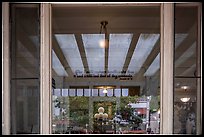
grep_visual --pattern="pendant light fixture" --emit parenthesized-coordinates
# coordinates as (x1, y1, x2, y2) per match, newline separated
(99, 21, 108, 48)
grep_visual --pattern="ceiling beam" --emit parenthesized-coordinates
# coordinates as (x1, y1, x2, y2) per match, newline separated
(173, 23, 197, 77)
(52, 35, 74, 77)
(53, 28, 160, 34)
(17, 25, 39, 76)
(64, 77, 143, 86)
(175, 23, 196, 61)
(15, 57, 39, 79)
(175, 52, 196, 76)
(18, 24, 64, 79)
(75, 33, 90, 74)
(142, 48, 198, 80)
(52, 68, 58, 77)
(180, 64, 196, 76)
(134, 37, 160, 81)
(18, 26, 37, 58)
(52, 19, 74, 77)
(134, 23, 196, 81)
(122, 33, 140, 73)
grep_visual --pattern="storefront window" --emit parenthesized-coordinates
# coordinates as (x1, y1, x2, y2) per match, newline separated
(2, 2, 201, 135)
(173, 5, 201, 134)
(51, 5, 160, 134)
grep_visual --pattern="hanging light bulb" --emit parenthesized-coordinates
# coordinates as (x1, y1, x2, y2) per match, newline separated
(99, 39, 106, 48)
(99, 21, 108, 48)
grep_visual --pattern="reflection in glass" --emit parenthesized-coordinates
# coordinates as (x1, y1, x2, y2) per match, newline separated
(173, 5, 200, 134)
(54, 89, 61, 96)
(92, 89, 99, 96)
(84, 89, 91, 96)
(114, 89, 121, 97)
(77, 89, 84, 96)
(52, 50, 68, 77)
(99, 89, 106, 96)
(82, 34, 105, 74)
(55, 34, 84, 75)
(52, 5, 160, 134)
(69, 89, 76, 96)
(127, 34, 160, 75)
(175, 33, 188, 49)
(108, 34, 133, 75)
(122, 89, 128, 96)
(62, 89, 69, 97)
(144, 53, 160, 76)
(10, 4, 40, 134)
(107, 89, 113, 97)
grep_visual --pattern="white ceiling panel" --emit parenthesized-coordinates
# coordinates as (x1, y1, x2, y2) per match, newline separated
(127, 33, 160, 75)
(108, 33, 133, 75)
(82, 34, 105, 74)
(144, 53, 160, 76)
(55, 34, 84, 75)
(52, 50, 68, 77)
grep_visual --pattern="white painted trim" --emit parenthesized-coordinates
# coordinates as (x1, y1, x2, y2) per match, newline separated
(40, 3, 52, 134)
(2, 2, 10, 135)
(196, 3, 202, 135)
(160, 3, 174, 134)
(50, 3, 161, 8)
(200, 3, 202, 134)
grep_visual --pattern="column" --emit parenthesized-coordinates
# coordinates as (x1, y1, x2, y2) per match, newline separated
(160, 3, 174, 134)
(2, 2, 10, 135)
(40, 3, 52, 134)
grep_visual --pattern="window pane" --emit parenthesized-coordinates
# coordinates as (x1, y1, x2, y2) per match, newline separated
(54, 89, 61, 96)
(77, 89, 84, 96)
(84, 89, 91, 96)
(99, 89, 105, 96)
(10, 4, 40, 134)
(92, 89, 99, 96)
(69, 89, 76, 96)
(144, 53, 160, 76)
(114, 89, 121, 97)
(173, 5, 200, 135)
(127, 34, 160, 75)
(52, 50, 68, 77)
(122, 88, 129, 96)
(107, 89, 113, 97)
(108, 34, 133, 75)
(82, 34, 105, 75)
(62, 89, 68, 96)
(55, 34, 84, 75)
